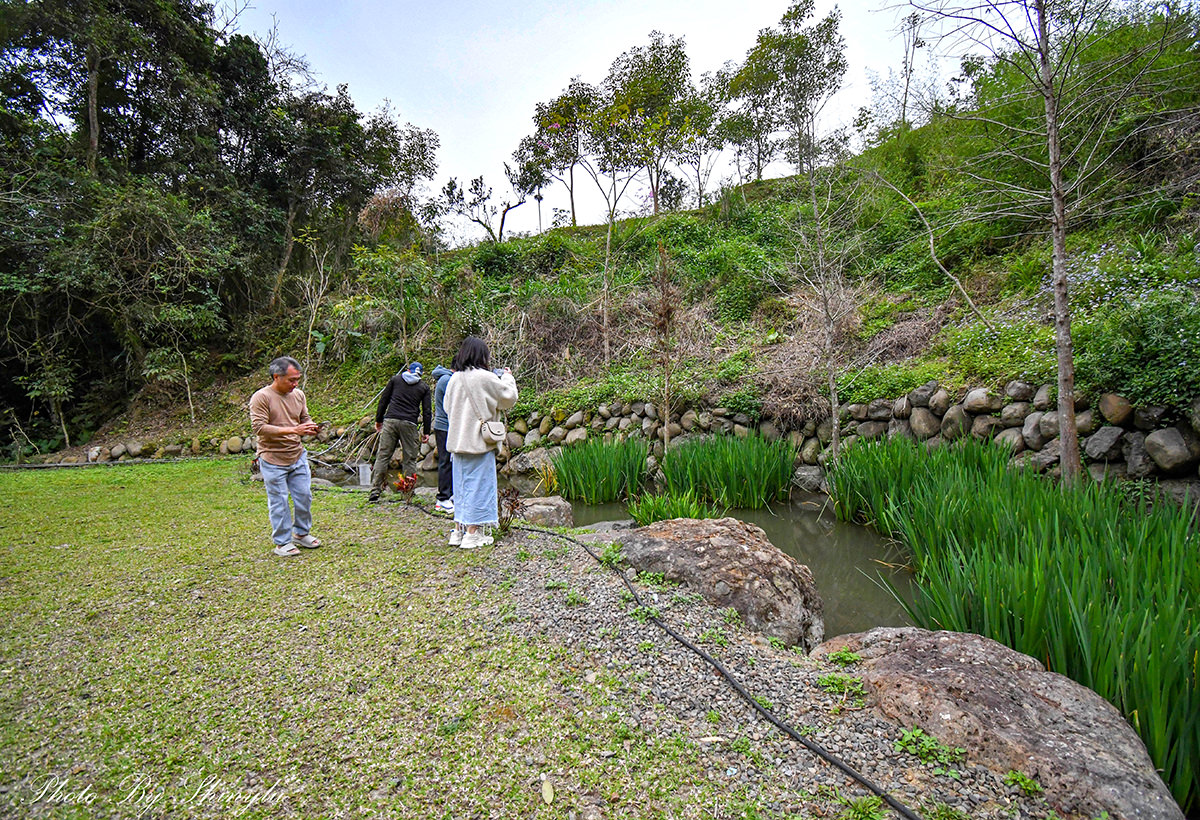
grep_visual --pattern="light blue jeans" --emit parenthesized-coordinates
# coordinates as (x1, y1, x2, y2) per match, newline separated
(259, 453, 312, 546)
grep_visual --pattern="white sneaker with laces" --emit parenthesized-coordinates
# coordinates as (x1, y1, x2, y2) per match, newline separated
(459, 530, 494, 550)
(435, 499, 455, 514)
(447, 528, 463, 546)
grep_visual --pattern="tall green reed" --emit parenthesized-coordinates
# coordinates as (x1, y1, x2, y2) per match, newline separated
(660, 434, 795, 509)
(829, 438, 1199, 812)
(552, 438, 648, 504)
(627, 489, 727, 526)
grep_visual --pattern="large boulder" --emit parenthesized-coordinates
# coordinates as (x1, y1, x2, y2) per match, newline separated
(1158, 479, 1200, 516)
(816, 418, 833, 445)
(1085, 427, 1125, 462)
(1023, 411, 1047, 450)
(1031, 438, 1062, 472)
(1075, 409, 1097, 437)
(1039, 411, 1061, 440)
(564, 428, 588, 446)
(800, 437, 822, 465)
(1135, 406, 1168, 431)
(1123, 432, 1157, 478)
(928, 388, 952, 416)
(909, 407, 941, 440)
(812, 628, 1183, 820)
(963, 388, 1003, 414)
(907, 381, 939, 408)
(940, 405, 970, 440)
(1005, 380, 1036, 401)
(866, 398, 893, 421)
(505, 447, 555, 477)
(856, 420, 888, 440)
(791, 466, 826, 494)
(892, 395, 912, 420)
(519, 495, 573, 528)
(971, 415, 1003, 440)
(612, 517, 824, 650)
(1099, 393, 1134, 426)
(1000, 402, 1030, 428)
(1033, 384, 1053, 410)
(1145, 426, 1200, 475)
(993, 427, 1026, 453)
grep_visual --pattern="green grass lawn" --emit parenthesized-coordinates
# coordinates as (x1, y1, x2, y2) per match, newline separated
(0, 461, 749, 819)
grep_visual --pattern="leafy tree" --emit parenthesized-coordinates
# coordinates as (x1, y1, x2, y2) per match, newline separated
(582, 87, 645, 364)
(678, 71, 726, 206)
(602, 31, 693, 214)
(517, 78, 598, 227)
(263, 86, 415, 308)
(724, 49, 781, 182)
(763, 0, 848, 169)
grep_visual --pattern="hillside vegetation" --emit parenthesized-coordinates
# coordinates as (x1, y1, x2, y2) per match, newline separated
(2, 0, 1199, 457)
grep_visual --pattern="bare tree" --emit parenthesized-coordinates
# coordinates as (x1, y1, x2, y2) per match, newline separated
(582, 96, 644, 365)
(650, 242, 681, 448)
(442, 164, 531, 244)
(910, 0, 1193, 483)
(792, 153, 870, 462)
(295, 227, 335, 387)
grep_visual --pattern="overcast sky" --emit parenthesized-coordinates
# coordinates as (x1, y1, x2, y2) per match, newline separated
(232, 0, 927, 242)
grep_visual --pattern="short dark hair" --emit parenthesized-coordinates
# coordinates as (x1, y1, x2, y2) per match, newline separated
(269, 356, 302, 376)
(451, 336, 490, 371)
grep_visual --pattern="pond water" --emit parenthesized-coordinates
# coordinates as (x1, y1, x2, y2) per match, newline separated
(324, 464, 914, 639)
(568, 497, 914, 639)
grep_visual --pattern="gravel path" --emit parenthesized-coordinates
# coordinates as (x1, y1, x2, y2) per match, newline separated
(395, 501, 1056, 820)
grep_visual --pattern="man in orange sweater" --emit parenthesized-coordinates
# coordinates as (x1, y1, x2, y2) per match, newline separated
(249, 357, 321, 557)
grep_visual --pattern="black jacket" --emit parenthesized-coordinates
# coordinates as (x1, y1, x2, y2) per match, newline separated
(376, 374, 432, 434)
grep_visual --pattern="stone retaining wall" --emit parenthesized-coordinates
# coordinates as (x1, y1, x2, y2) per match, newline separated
(35, 385, 1200, 505)
(503, 383, 1200, 508)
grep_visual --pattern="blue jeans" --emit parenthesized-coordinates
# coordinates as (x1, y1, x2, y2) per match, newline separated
(260, 453, 312, 546)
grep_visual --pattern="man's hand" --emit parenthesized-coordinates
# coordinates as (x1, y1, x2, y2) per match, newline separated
(420, 434, 429, 444)
(294, 421, 320, 436)
(375, 422, 382, 433)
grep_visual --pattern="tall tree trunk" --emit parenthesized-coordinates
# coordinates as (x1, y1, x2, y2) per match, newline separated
(86, 50, 101, 174)
(1037, 0, 1082, 483)
(602, 214, 612, 365)
(649, 164, 660, 214)
(569, 163, 578, 227)
(270, 200, 299, 310)
(53, 398, 70, 449)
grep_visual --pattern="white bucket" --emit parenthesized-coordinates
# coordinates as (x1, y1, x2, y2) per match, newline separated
(356, 462, 371, 486)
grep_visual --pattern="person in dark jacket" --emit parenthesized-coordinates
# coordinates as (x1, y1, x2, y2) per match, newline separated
(431, 364, 454, 514)
(370, 362, 431, 502)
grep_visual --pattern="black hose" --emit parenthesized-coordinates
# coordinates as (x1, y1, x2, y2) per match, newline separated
(406, 501, 924, 820)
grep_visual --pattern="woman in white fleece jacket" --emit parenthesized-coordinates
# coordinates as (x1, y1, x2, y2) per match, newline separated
(443, 336, 518, 549)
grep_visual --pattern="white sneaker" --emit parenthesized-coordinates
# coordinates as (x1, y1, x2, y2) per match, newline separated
(435, 500, 455, 514)
(459, 530, 494, 550)
(447, 528, 463, 546)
